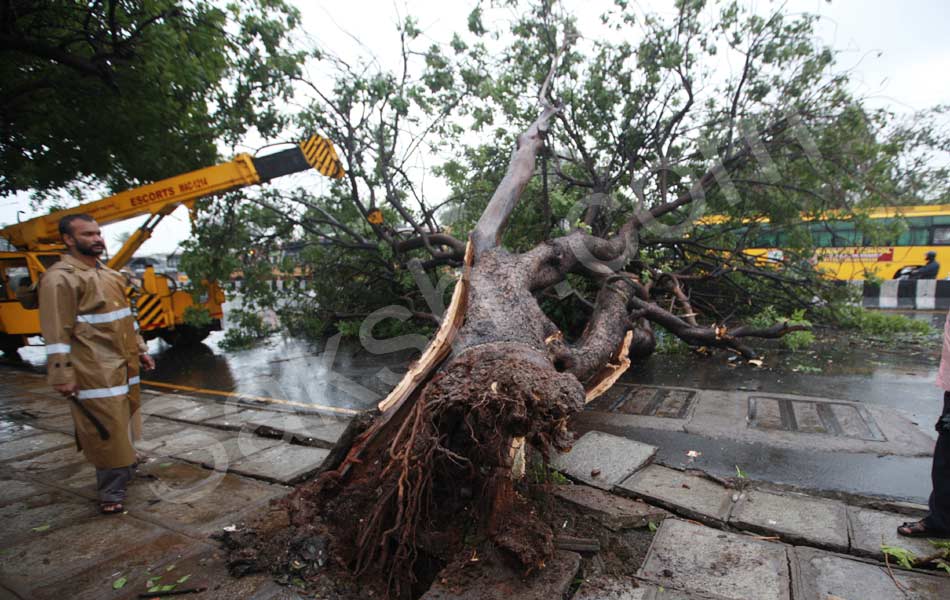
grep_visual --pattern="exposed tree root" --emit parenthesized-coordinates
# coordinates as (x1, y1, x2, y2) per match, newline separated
(252, 343, 585, 598)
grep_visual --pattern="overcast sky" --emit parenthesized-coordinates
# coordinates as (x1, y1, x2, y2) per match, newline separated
(3, 0, 949, 257)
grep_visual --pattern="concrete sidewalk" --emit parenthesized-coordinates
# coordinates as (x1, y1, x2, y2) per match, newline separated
(2, 368, 948, 599)
(558, 431, 950, 600)
(0, 367, 347, 599)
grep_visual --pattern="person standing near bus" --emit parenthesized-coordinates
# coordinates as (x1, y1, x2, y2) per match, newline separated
(898, 308, 950, 538)
(39, 214, 155, 515)
(909, 250, 940, 279)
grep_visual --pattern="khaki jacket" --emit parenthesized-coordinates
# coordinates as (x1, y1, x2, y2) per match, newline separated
(39, 254, 148, 469)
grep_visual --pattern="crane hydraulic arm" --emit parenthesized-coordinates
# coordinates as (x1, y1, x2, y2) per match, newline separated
(0, 135, 344, 355)
(1, 135, 344, 264)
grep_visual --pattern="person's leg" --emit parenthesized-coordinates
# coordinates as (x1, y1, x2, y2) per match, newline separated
(924, 391, 950, 530)
(95, 465, 133, 513)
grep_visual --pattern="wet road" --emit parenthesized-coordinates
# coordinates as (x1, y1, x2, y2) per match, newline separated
(613, 312, 944, 504)
(142, 331, 413, 412)
(12, 307, 945, 504)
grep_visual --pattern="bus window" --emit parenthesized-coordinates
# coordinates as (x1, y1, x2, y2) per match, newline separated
(898, 228, 930, 245)
(813, 230, 833, 247)
(934, 227, 950, 245)
(807, 223, 827, 247)
(824, 221, 859, 246)
(832, 230, 861, 246)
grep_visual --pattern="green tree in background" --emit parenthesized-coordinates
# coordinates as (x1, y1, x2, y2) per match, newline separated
(185, 0, 949, 350)
(0, 0, 304, 197)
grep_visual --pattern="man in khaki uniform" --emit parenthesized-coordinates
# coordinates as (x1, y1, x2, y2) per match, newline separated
(39, 214, 155, 514)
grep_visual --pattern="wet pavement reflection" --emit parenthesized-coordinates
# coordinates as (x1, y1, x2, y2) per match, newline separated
(17, 328, 414, 413)
(11, 306, 946, 503)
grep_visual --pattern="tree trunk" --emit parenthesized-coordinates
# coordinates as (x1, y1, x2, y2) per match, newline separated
(233, 102, 805, 599)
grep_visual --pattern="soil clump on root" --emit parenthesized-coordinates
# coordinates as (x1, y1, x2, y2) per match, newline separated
(214, 345, 652, 598)
(216, 468, 657, 599)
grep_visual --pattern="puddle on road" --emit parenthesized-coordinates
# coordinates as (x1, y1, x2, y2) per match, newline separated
(17, 329, 415, 413)
(625, 324, 943, 427)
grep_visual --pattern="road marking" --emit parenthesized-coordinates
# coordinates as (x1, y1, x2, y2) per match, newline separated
(141, 379, 360, 416)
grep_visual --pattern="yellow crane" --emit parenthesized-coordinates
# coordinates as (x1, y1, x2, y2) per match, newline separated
(0, 135, 344, 355)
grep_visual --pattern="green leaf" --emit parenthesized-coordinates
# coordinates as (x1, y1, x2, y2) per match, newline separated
(160, 584, 176, 592)
(881, 545, 916, 569)
(112, 576, 128, 590)
(31, 524, 50, 532)
(146, 576, 161, 587)
(165, 564, 176, 572)
(148, 586, 161, 593)
(735, 465, 747, 479)
(648, 521, 658, 532)
(177, 574, 191, 584)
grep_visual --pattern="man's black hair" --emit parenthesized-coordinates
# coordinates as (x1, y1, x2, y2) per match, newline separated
(58, 213, 95, 237)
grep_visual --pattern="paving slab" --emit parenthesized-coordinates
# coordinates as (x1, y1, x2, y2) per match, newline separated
(574, 576, 725, 600)
(114, 546, 306, 600)
(0, 430, 74, 462)
(847, 506, 941, 559)
(576, 406, 690, 433)
(27, 532, 209, 600)
(0, 488, 97, 544)
(160, 399, 253, 424)
(246, 412, 350, 448)
(173, 434, 283, 472)
(137, 414, 190, 441)
(422, 550, 581, 600)
(0, 418, 46, 442)
(6, 393, 70, 416)
(552, 485, 670, 531)
(200, 407, 279, 431)
(551, 431, 657, 490)
(791, 546, 950, 600)
(21, 448, 97, 495)
(127, 460, 288, 535)
(685, 390, 935, 457)
(618, 465, 734, 524)
(136, 425, 233, 457)
(27, 412, 75, 434)
(638, 519, 790, 600)
(0, 514, 172, 591)
(140, 394, 207, 418)
(729, 489, 849, 552)
(0, 477, 54, 505)
(228, 443, 331, 484)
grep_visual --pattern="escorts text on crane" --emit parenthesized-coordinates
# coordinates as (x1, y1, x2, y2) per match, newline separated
(0, 135, 344, 356)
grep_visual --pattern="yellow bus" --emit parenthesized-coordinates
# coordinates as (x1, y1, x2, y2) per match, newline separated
(706, 204, 950, 280)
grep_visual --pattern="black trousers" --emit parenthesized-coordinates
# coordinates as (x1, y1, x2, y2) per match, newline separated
(95, 465, 133, 504)
(924, 391, 950, 531)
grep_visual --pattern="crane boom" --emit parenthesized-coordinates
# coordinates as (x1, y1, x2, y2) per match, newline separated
(0, 134, 344, 355)
(1, 135, 344, 253)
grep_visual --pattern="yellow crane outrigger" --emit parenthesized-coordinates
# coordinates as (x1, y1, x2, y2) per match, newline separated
(0, 135, 344, 355)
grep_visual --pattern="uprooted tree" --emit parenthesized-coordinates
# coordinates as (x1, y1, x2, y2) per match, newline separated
(256, 99, 812, 597)
(202, 1, 950, 596)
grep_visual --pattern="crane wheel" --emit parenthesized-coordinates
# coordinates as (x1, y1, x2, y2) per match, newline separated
(159, 325, 211, 347)
(0, 334, 24, 358)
